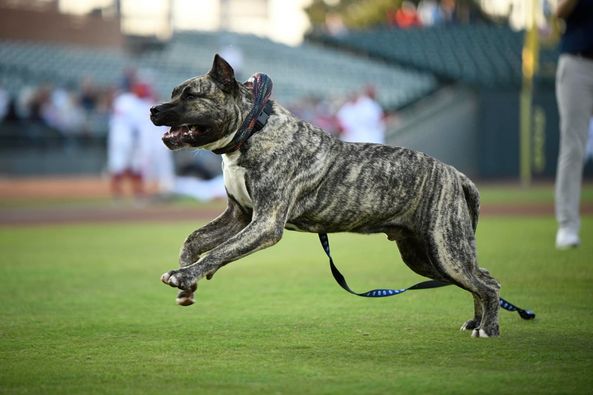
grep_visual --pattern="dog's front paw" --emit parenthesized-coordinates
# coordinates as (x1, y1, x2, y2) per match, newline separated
(176, 288, 196, 306)
(160, 269, 197, 292)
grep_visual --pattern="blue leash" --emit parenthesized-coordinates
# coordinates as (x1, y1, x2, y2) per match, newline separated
(318, 233, 535, 320)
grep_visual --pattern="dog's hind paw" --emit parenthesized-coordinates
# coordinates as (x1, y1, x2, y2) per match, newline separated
(460, 319, 480, 331)
(471, 327, 499, 338)
(471, 329, 488, 338)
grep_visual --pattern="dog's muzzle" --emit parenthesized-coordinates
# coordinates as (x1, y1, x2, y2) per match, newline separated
(150, 105, 167, 126)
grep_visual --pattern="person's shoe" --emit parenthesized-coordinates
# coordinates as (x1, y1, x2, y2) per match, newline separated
(556, 228, 580, 250)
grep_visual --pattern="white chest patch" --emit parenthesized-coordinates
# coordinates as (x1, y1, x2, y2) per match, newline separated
(222, 151, 252, 208)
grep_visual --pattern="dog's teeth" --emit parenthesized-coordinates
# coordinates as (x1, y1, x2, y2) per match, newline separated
(190, 126, 196, 132)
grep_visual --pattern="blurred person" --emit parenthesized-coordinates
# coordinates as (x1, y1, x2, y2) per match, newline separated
(133, 82, 176, 197)
(290, 95, 340, 136)
(107, 83, 145, 200)
(394, 1, 421, 28)
(336, 86, 386, 145)
(172, 171, 226, 201)
(586, 117, 593, 162)
(0, 85, 9, 122)
(335, 92, 357, 139)
(23, 85, 52, 144)
(172, 149, 226, 201)
(418, 0, 444, 26)
(41, 86, 85, 138)
(85, 86, 114, 137)
(29, 85, 51, 123)
(554, 0, 593, 249)
(585, 117, 593, 162)
(79, 77, 98, 113)
(121, 67, 138, 93)
(79, 77, 99, 135)
(440, 0, 457, 23)
(325, 12, 348, 37)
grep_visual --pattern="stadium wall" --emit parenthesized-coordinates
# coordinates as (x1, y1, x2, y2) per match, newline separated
(0, 6, 123, 48)
(388, 85, 480, 177)
(478, 84, 593, 180)
(390, 82, 592, 180)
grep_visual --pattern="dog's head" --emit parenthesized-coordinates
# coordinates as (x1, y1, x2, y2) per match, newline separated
(150, 54, 248, 150)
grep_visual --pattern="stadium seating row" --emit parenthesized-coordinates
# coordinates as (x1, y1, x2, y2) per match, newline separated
(310, 24, 558, 88)
(0, 30, 438, 109)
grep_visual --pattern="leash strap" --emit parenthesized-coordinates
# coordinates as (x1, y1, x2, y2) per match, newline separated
(499, 297, 536, 320)
(319, 233, 450, 297)
(213, 73, 273, 155)
(318, 233, 535, 320)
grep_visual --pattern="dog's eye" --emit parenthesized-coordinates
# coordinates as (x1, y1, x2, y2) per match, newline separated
(183, 90, 202, 100)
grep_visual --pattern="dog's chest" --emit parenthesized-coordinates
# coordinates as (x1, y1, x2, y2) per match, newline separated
(222, 152, 252, 208)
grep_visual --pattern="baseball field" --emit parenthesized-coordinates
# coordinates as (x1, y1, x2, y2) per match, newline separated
(1, 181, 592, 394)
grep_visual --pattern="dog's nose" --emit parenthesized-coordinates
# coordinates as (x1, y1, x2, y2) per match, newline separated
(150, 106, 160, 116)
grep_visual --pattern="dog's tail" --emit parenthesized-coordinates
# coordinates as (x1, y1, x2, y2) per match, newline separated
(460, 174, 480, 233)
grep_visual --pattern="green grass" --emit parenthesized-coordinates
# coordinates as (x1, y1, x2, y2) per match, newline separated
(476, 182, 593, 205)
(1, 214, 592, 394)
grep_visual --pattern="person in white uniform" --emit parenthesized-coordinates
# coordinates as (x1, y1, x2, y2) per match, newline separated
(132, 83, 176, 196)
(108, 88, 145, 199)
(336, 86, 385, 144)
(554, 0, 593, 249)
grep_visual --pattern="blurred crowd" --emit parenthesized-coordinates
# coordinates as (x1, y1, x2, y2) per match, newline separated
(290, 85, 388, 145)
(0, 70, 391, 203)
(324, 0, 471, 36)
(0, 79, 113, 139)
(388, 0, 460, 29)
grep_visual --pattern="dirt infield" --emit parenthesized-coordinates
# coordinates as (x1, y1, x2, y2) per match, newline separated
(1, 177, 592, 226)
(0, 176, 153, 199)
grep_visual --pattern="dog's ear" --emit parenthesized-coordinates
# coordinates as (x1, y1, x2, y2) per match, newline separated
(208, 54, 238, 93)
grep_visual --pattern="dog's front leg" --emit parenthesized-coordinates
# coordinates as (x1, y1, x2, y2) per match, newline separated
(161, 211, 286, 304)
(179, 197, 250, 267)
(173, 198, 250, 306)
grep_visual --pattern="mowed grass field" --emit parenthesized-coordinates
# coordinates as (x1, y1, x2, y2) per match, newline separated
(1, 185, 592, 394)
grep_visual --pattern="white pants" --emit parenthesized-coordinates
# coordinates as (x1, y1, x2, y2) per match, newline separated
(555, 54, 593, 233)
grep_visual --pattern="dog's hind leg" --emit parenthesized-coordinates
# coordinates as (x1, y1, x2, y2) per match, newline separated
(424, 229, 500, 338)
(469, 267, 501, 337)
(395, 235, 449, 281)
(459, 294, 482, 331)
(395, 231, 499, 337)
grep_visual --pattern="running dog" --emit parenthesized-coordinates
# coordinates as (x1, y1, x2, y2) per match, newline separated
(150, 54, 501, 337)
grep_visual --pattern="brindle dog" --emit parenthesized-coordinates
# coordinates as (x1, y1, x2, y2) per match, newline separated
(150, 54, 501, 337)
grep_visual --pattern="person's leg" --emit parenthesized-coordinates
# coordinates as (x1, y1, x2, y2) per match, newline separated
(110, 172, 125, 199)
(129, 170, 145, 199)
(555, 55, 593, 248)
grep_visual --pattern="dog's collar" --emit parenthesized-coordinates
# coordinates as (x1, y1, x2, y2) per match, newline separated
(213, 73, 273, 155)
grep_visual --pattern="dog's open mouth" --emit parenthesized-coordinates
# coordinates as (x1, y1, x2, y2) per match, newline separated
(162, 124, 209, 149)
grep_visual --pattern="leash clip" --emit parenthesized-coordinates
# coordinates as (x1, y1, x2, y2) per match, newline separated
(255, 102, 272, 131)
